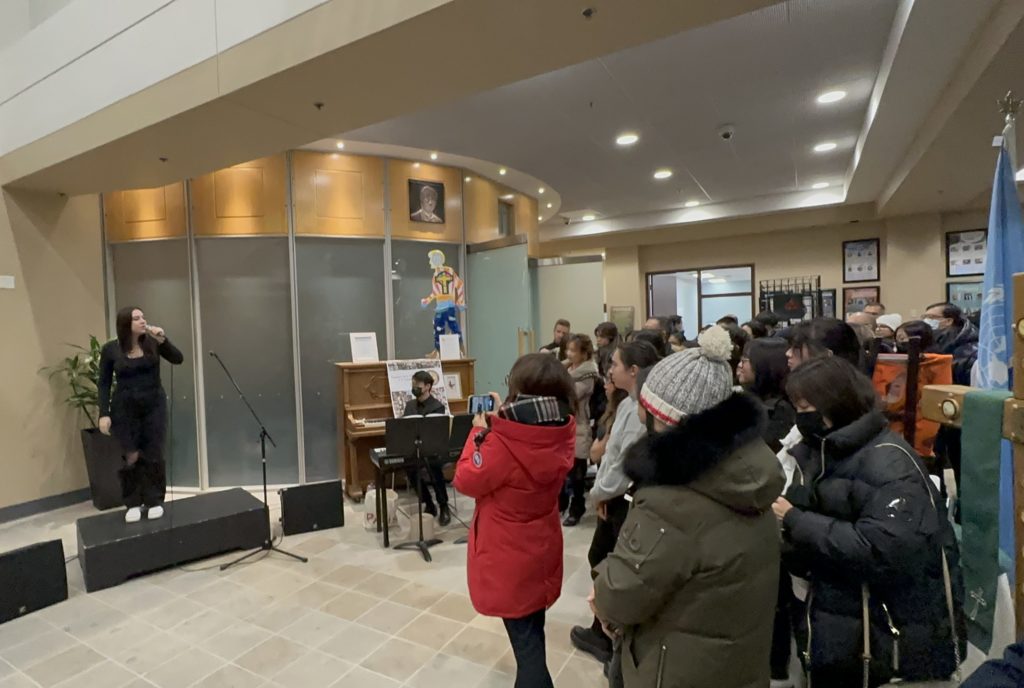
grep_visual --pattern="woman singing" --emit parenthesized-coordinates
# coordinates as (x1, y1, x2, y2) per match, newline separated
(98, 307, 183, 523)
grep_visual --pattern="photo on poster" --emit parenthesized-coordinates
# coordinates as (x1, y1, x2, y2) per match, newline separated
(443, 373, 463, 400)
(946, 281, 983, 319)
(820, 289, 836, 319)
(386, 359, 450, 417)
(946, 229, 987, 277)
(842, 239, 880, 283)
(843, 286, 880, 316)
(409, 180, 446, 224)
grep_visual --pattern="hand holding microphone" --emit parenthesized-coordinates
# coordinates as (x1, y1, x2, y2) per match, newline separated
(146, 325, 166, 344)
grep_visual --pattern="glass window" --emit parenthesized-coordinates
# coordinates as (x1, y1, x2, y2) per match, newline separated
(497, 201, 514, 237)
(646, 265, 754, 332)
(110, 239, 199, 487)
(295, 238, 386, 481)
(391, 240, 463, 359)
(196, 237, 299, 486)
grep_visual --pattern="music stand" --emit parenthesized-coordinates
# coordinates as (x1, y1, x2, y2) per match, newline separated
(447, 414, 474, 544)
(386, 416, 449, 562)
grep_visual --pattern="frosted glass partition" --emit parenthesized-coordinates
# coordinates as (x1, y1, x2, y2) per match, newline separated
(110, 240, 199, 487)
(295, 238, 386, 482)
(196, 237, 299, 486)
(701, 295, 754, 327)
(391, 240, 462, 359)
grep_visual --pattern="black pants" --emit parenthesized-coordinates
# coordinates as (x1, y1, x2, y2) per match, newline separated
(771, 564, 795, 677)
(405, 462, 448, 511)
(503, 608, 553, 688)
(587, 495, 630, 635)
(559, 458, 588, 518)
(112, 393, 167, 508)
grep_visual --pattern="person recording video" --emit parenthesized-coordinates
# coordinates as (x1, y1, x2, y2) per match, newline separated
(97, 306, 183, 524)
(403, 370, 451, 526)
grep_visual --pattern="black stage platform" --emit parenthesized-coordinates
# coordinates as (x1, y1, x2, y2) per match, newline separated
(76, 488, 267, 592)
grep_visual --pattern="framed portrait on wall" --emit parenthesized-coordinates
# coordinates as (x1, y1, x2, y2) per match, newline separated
(842, 239, 880, 283)
(820, 289, 836, 319)
(409, 179, 445, 224)
(843, 286, 880, 316)
(947, 281, 983, 319)
(609, 306, 635, 335)
(946, 229, 987, 277)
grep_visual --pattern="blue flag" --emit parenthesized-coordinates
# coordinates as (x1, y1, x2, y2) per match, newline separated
(976, 143, 1024, 580)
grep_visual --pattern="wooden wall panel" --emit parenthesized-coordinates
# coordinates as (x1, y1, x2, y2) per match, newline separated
(103, 182, 186, 241)
(191, 154, 286, 236)
(292, 151, 384, 236)
(388, 161, 463, 242)
(514, 194, 540, 257)
(464, 172, 539, 255)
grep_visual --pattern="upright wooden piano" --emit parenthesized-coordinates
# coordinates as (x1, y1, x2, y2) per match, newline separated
(336, 359, 475, 500)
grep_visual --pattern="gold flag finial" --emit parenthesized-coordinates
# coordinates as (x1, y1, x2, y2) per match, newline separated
(998, 90, 1022, 124)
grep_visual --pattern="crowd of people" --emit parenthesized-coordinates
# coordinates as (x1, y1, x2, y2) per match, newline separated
(454, 307, 988, 688)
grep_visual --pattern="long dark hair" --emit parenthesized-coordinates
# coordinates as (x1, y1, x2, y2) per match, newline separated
(616, 340, 661, 370)
(789, 317, 862, 368)
(506, 353, 575, 413)
(743, 337, 790, 400)
(786, 357, 879, 431)
(115, 306, 156, 358)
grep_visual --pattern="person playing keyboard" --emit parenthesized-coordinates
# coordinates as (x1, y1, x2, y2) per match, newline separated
(403, 371, 451, 526)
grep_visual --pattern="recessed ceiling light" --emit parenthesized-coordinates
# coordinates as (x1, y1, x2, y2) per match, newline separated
(335, 141, 345, 149)
(538, 187, 545, 194)
(465, 176, 471, 182)
(546, 202, 553, 209)
(413, 162, 420, 168)
(582, 214, 596, 222)
(498, 168, 507, 175)
(813, 142, 838, 153)
(702, 272, 716, 279)
(538, 215, 543, 221)
(684, 200, 700, 208)
(616, 132, 639, 146)
(812, 182, 830, 189)
(817, 90, 847, 104)
(430, 152, 438, 160)
(709, 278, 727, 284)
(501, 194, 514, 200)
(653, 168, 673, 180)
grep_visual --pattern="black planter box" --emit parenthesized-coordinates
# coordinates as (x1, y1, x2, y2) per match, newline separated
(80, 428, 123, 511)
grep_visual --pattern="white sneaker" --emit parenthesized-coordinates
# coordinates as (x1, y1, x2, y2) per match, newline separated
(147, 505, 164, 520)
(125, 507, 142, 523)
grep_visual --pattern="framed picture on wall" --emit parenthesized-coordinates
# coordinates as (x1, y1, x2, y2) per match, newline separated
(408, 179, 445, 224)
(843, 239, 880, 283)
(843, 286, 880, 316)
(947, 281, 984, 319)
(946, 229, 987, 277)
(609, 306, 635, 335)
(820, 289, 836, 319)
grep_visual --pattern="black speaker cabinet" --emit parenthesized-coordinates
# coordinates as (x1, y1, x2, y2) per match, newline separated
(0, 539, 68, 624)
(279, 480, 344, 536)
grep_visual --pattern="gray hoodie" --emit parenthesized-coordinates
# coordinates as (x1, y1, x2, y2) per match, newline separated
(590, 396, 646, 503)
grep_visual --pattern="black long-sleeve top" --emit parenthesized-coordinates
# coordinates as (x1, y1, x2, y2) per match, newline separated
(98, 338, 184, 416)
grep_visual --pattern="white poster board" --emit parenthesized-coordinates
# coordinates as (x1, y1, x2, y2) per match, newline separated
(385, 359, 450, 417)
(439, 334, 461, 360)
(349, 332, 380, 363)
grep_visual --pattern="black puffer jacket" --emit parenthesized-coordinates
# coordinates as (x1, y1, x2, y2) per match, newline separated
(934, 319, 978, 385)
(782, 411, 966, 685)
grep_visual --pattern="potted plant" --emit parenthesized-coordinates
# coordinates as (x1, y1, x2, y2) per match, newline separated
(43, 336, 122, 510)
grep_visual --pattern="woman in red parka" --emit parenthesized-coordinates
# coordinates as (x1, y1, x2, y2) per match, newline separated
(454, 353, 575, 688)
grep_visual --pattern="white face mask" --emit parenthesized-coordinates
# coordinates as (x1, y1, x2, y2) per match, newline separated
(923, 318, 942, 330)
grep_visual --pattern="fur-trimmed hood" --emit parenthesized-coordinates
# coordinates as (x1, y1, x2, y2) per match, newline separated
(626, 393, 783, 514)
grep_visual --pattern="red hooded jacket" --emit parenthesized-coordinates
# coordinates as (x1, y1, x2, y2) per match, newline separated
(454, 414, 575, 619)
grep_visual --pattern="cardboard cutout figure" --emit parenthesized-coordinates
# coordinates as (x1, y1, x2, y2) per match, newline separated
(421, 250, 465, 353)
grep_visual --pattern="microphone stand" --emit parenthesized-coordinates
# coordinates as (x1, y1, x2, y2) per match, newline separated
(208, 351, 307, 570)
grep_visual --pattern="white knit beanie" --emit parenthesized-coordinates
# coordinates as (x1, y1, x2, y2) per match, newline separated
(639, 326, 734, 426)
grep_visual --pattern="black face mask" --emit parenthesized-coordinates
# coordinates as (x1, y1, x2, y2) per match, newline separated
(412, 386, 425, 398)
(796, 410, 830, 443)
(895, 342, 910, 354)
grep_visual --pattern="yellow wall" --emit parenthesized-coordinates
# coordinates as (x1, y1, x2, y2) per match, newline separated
(103, 182, 186, 242)
(464, 173, 539, 254)
(0, 190, 105, 510)
(291, 151, 385, 237)
(191, 155, 288, 236)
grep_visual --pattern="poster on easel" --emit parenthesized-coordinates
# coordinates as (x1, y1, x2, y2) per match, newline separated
(385, 359, 450, 417)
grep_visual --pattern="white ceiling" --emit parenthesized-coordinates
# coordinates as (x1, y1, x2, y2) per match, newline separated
(345, 0, 897, 223)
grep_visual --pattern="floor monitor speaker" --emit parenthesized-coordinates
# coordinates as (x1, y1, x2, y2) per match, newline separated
(279, 480, 344, 536)
(0, 539, 68, 624)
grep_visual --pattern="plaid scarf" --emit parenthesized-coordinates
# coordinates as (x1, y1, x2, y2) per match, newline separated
(499, 394, 572, 426)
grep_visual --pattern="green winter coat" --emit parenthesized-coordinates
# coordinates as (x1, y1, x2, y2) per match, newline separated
(593, 393, 784, 688)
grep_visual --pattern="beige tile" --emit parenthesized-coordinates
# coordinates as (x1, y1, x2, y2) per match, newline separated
(246, 601, 309, 632)
(0, 660, 12, 679)
(24, 644, 104, 688)
(406, 653, 483, 688)
(388, 583, 447, 610)
(152, 570, 220, 596)
(51, 661, 136, 688)
(81, 618, 156, 657)
(169, 607, 236, 642)
(270, 649, 350, 688)
(284, 582, 344, 610)
(555, 654, 607, 688)
(279, 611, 348, 649)
(320, 592, 379, 622)
(427, 593, 477, 623)
(205, 622, 275, 661)
(317, 624, 389, 663)
(328, 666, 400, 688)
(144, 648, 224, 688)
(1, 630, 80, 670)
(441, 627, 509, 668)
(192, 664, 265, 688)
(352, 574, 408, 599)
(110, 631, 189, 676)
(359, 638, 435, 682)
(353, 602, 420, 635)
(235, 636, 309, 678)
(121, 680, 158, 688)
(543, 618, 577, 656)
(396, 613, 465, 651)
(0, 673, 41, 688)
(320, 566, 375, 589)
(492, 647, 570, 681)
(0, 616, 51, 652)
(223, 560, 281, 589)
(251, 570, 316, 598)
(57, 604, 129, 641)
(468, 614, 508, 636)
(215, 588, 280, 620)
(293, 535, 338, 556)
(139, 597, 206, 630)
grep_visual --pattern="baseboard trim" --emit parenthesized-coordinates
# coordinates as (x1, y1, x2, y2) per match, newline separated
(0, 488, 91, 525)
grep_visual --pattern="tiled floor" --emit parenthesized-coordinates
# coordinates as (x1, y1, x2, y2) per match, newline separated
(0, 489, 606, 688)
